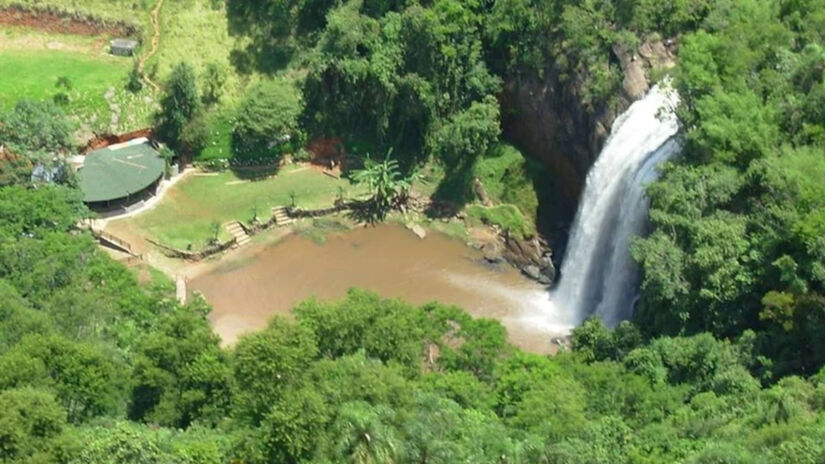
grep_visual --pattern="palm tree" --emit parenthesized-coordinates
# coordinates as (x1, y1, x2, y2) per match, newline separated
(332, 401, 399, 464)
(351, 150, 410, 221)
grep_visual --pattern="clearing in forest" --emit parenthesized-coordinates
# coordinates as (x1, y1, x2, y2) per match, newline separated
(105, 165, 365, 250)
(0, 26, 155, 131)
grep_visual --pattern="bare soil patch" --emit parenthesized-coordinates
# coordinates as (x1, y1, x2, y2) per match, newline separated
(0, 5, 138, 37)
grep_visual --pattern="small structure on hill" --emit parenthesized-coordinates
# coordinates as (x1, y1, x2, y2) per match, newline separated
(110, 38, 138, 56)
(79, 137, 166, 211)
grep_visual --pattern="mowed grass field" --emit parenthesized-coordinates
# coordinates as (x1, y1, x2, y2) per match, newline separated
(0, 28, 126, 109)
(107, 166, 365, 249)
(0, 26, 157, 131)
(0, 49, 126, 110)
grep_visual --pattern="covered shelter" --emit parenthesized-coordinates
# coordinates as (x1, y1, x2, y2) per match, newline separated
(110, 38, 138, 56)
(79, 138, 165, 210)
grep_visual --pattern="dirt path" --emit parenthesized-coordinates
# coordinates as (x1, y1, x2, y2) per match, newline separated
(138, 0, 164, 92)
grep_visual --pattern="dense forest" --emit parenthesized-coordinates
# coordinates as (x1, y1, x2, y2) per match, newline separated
(2, 0, 825, 462)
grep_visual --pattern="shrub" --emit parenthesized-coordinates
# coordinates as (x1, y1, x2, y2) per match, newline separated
(232, 79, 305, 161)
(466, 204, 535, 239)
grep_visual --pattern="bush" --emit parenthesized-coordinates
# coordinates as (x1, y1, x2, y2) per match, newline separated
(232, 79, 305, 161)
(466, 204, 535, 239)
(155, 62, 200, 150)
(473, 144, 542, 222)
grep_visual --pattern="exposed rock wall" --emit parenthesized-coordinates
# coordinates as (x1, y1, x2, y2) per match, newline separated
(500, 39, 676, 218)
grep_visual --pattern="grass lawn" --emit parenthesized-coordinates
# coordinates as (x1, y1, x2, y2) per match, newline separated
(0, 26, 157, 131)
(152, 0, 236, 80)
(0, 48, 126, 111)
(108, 165, 365, 249)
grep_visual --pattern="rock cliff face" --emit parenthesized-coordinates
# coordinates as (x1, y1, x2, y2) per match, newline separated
(500, 39, 676, 218)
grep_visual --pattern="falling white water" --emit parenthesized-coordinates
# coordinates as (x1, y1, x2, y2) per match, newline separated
(545, 83, 681, 330)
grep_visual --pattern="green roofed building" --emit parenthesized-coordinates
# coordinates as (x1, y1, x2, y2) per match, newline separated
(79, 138, 166, 209)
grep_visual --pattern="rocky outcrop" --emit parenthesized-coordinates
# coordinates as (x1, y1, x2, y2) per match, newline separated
(478, 230, 555, 285)
(472, 177, 493, 207)
(503, 233, 556, 284)
(500, 38, 676, 217)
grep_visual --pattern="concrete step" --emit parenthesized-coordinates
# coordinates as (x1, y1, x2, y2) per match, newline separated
(225, 221, 252, 246)
(271, 206, 295, 226)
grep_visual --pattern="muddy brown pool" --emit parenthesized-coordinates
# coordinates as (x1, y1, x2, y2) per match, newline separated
(190, 224, 560, 353)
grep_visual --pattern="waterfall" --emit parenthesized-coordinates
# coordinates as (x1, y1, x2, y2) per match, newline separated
(550, 84, 680, 328)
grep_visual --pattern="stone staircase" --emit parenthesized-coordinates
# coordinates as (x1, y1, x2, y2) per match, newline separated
(271, 206, 295, 226)
(224, 221, 251, 247)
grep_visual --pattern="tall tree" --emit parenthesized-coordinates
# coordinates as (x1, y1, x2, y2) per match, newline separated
(232, 79, 305, 161)
(331, 401, 398, 464)
(155, 62, 200, 150)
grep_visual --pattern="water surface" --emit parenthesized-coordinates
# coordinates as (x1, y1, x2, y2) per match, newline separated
(191, 225, 560, 353)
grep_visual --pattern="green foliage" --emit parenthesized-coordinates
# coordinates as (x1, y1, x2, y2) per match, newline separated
(156, 62, 201, 150)
(201, 62, 227, 105)
(71, 421, 229, 464)
(300, 0, 500, 172)
(429, 96, 501, 168)
(0, 388, 66, 462)
(295, 289, 425, 369)
(472, 144, 542, 221)
(180, 111, 211, 156)
(127, 60, 144, 93)
(0, 185, 87, 237)
(0, 99, 73, 155)
(351, 153, 411, 220)
(0, 334, 125, 423)
(633, 0, 825, 378)
(232, 78, 305, 161)
(232, 317, 319, 425)
(129, 304, 231, 428)
(0, 100, 78, 185)
(256, 387, 329, 463)
(330, 401, 399, 464)
(466, 204, 534, 240)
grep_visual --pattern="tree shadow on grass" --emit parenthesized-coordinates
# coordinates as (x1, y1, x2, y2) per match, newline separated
(229, 165, 280, 181)
(229, 45, 294, 76)
(425, 164, 475, 219)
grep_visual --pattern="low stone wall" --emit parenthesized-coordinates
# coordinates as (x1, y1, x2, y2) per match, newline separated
(238, 217, 275, 236)
(288, 202, 352, 218)
(147, 237, 237, 261)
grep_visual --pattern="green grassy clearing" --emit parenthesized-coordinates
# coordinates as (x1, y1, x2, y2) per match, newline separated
(108, 165, 365, 249)
(0, 26, 157, 131)
(406, 144, 546, 240)
(0, 49, 124, 111)
(465, 204, 535, 239)
(152, 0, 238, 84)
(199, 107, 236, 160)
